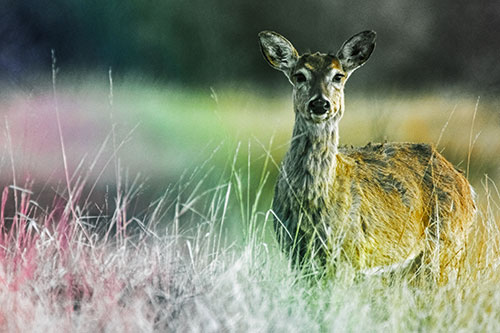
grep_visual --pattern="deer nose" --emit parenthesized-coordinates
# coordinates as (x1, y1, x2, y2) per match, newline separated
(308, 98, 330, 115)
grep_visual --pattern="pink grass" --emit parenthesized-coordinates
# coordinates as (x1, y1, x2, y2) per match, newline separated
(0, 177, 202, 331)
(0, 65, 205, 329)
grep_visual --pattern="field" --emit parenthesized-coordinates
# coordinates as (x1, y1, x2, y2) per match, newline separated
(1, 76, 500, 331)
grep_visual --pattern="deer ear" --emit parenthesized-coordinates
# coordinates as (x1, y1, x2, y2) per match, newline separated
(258, 31, 298, 75)
(337, 31, 376, 73)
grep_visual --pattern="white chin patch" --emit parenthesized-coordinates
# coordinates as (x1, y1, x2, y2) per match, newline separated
(310, 111, 329, 122)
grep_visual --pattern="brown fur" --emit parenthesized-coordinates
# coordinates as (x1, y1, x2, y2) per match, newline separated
(334, 143, 475, 270)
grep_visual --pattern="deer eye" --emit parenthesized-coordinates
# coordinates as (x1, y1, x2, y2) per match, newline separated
(293, 73, 307, 83)
(332, 73, 344, 83)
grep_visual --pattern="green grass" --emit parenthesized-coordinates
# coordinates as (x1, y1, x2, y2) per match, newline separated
(2, 144, 500, 331)
(1, 77, 500, 331)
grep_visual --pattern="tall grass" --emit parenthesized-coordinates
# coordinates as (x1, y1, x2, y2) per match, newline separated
(1, 138, 500, 331)
(1, 75, 500, 331)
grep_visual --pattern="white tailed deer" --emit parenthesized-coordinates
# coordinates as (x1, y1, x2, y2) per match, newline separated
(259, 30, 476, 279)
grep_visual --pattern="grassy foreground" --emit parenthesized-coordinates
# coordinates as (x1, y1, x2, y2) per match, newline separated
(1, 152, 500, 332)
(1, 79, 500, 331)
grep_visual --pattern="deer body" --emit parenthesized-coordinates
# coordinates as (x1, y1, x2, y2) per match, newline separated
(259, 31, 476, 275)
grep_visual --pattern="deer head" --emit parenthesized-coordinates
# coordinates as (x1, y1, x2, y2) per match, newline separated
(258, 31, 376, 126)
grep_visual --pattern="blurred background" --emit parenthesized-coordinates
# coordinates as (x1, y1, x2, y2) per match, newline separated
(2, 0, 500, 92)
(1, 0, 500, 220)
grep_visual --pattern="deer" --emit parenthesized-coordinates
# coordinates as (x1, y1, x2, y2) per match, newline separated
(258, 30, 476, 280)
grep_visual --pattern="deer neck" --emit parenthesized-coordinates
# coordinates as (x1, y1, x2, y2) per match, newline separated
(283, 115, 340, 208)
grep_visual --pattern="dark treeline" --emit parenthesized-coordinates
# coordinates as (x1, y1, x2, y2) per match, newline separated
(1, 0, 500, 92)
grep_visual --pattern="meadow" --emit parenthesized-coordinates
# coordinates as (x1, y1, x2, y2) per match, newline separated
(1, 75, 500, 331)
